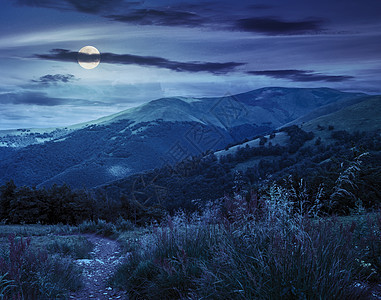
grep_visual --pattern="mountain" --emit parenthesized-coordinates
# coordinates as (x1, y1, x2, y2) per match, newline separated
(95, 94, 381, 213)
(0, 87, 368, 188)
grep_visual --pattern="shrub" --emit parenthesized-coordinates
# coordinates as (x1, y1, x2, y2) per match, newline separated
(115, 217, 135, 232)
(78, 219, 117, 238)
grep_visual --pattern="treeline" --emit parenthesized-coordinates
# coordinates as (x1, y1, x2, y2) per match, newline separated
(0, 182, 95, 224)
(0, 181, 166, 225)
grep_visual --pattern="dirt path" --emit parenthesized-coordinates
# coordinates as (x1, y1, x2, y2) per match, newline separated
(69, 234, 128, 299)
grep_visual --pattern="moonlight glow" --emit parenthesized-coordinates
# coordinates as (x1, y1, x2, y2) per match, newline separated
(78, 46, 100, 69)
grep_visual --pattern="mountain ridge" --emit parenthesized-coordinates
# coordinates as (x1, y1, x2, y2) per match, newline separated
(0, 87, 372, 188)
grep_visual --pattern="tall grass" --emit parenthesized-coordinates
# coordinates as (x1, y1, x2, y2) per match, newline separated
(45, 236, 94, 259)
(112, 186, 379, 299)
(0, 273, 14, 299)
(0, 234, 82, 299)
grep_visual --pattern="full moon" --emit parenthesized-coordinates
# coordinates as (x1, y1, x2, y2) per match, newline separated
(77, 46, 100, 69)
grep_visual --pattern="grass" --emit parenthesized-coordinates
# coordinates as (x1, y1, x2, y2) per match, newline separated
(0, 224, 97, 299)
(0, 223, 75, 238)
(0, 194, 378, 299)
(111, 190, 380, 299)
(40, 235, 94, 259)
(0, 273, 14, 298)
(0, 218, 140, 299)
(0, 234, 82, 299)
(117, 227, 151, 253)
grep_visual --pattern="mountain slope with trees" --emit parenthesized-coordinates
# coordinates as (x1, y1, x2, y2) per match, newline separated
(0, 88, 366, 188)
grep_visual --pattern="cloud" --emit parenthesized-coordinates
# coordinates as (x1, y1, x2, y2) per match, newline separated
(248, 70, 353, 82)
(31, 74, 75, 85)
(106, 9, 205, 27)
(15, 0, 328, 36)
(35, 49, 244, 74)
(0, 91, 104, 106)
(16, 0, 128, 14)
(235, 17, 324, 35)
(0, 92, 65, 106)
(247, 4, 273, 10)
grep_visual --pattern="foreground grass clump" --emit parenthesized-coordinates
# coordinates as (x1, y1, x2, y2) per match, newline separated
(112, 187, 380, 299)
(0, 234, 82, 299)
(44, 236, 94, 259)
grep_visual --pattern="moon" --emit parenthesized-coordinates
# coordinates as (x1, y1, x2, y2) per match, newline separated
(77, 46, 100, 69)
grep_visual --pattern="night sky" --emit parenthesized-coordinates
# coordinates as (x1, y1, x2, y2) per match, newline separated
(1, 0, 380, 129)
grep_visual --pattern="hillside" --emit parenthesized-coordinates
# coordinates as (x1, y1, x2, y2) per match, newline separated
(301, 95, 381, 133)
(94, 95, 381, 213)
(0, 88, 369, 188)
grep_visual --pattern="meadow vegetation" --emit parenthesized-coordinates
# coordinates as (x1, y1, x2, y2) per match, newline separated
(0, 233, 83, 298)
(0, 192, 379, 299)
(111, 189, 380, 299)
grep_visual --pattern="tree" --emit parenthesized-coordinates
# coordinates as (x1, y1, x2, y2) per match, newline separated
(0, 180, 16, 222)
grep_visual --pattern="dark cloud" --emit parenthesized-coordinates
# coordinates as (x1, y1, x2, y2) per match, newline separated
(16, 0, 129, 14)
(0, 92, 65, 106)
(0, 112, 32, 120)
(35, 49, 244, 74)
(66, 0, 124, 13)
(31, 74, 75, 85)
(15, 0, 327, 36)
(248, 70, 354, 82)
(247, 4, 273, 10)
(107, 9, 205, 27)
(236, 17, 324, 35)
(0, 91, 105, 106)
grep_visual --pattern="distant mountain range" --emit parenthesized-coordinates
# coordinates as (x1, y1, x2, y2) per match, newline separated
(0, 87, 376, 188)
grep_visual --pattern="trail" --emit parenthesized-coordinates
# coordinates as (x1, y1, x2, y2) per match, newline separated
(69, 234, 128, 300)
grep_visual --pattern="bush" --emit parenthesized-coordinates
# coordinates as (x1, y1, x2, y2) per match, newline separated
(78, 219, 117, 238)
(0, 234, 82, 299)
(115, 217, 135, 232)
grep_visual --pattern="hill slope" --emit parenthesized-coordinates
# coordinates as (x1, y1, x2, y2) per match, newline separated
(94, 94, 381, 212)
(301, 96, 381, 133)
(0, 87, 368, 188)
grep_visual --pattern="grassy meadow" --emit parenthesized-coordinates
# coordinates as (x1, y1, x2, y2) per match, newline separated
(0, 192, 380, 299)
